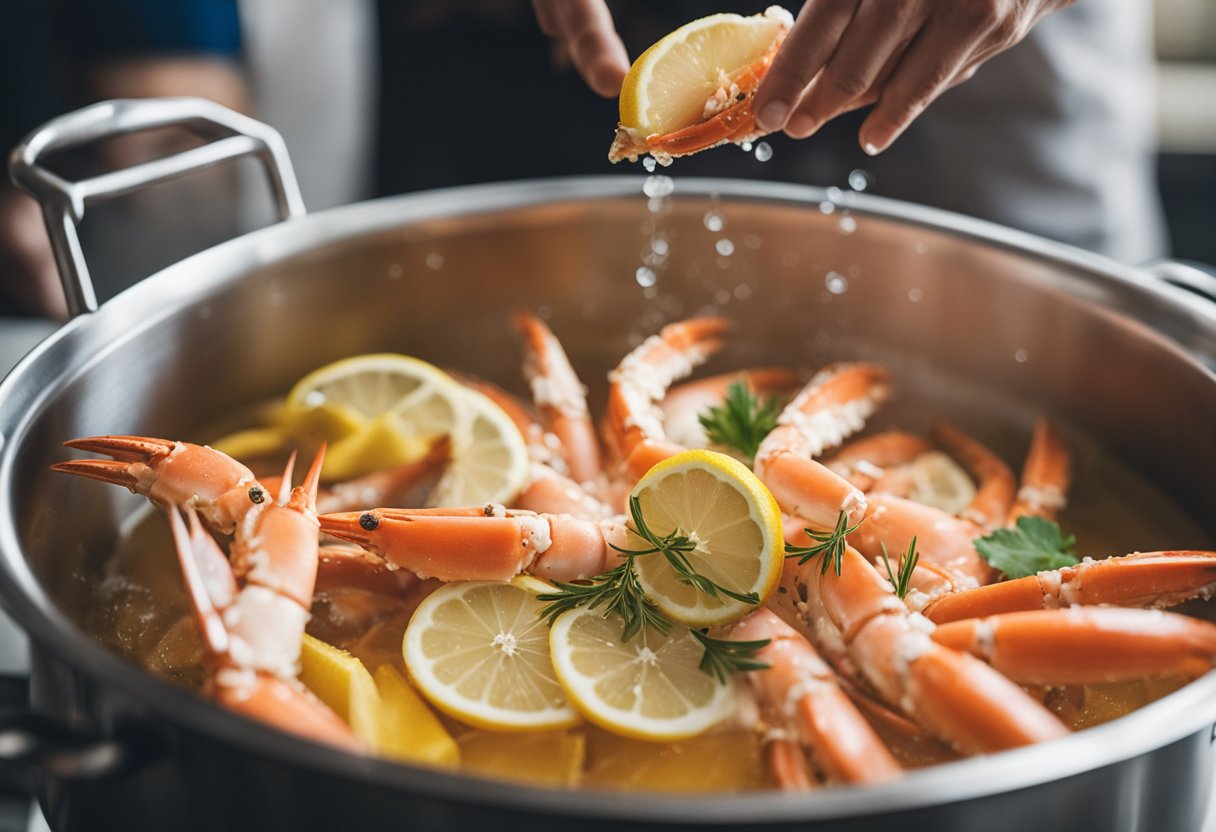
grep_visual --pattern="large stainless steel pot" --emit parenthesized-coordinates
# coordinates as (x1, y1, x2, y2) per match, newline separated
(4, 99, 1216, 832)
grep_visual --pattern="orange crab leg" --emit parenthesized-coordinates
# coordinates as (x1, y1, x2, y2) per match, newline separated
(922, 551, 1216, 624)
(318, 507, 624, 583)
(930, 423, 1016, 532)
(823, 431, 935, 493)
(53, 435, 265, 534)
(514, 312, 603, 483)
(168, 504, 359, 751)
(660, 367, 800, 451)
(1008, 417, 1071, 524)
(755, 364, 891, 529)
(605, 316, 731, 481)
(780, 546, 1069, 754)
(733, 608, 901, 786)
(636, 30, 787, 160)
(932, 607, 1216, 684)
(850, 493, 996, 585)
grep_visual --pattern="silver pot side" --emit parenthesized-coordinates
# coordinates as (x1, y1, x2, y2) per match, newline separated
(0, 171, 1215, 829)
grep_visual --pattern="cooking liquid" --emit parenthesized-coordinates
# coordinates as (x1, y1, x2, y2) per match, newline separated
(84, 403, 1212, 792)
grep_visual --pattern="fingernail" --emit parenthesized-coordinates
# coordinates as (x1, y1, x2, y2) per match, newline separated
(757, 100, 789, 132)
(785, 113, 819, 139)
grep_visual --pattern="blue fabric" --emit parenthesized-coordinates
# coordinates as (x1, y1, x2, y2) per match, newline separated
(62, 0, 241, 58)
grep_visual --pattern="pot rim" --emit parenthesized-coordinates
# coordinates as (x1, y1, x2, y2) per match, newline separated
(2, 175, 1214, 822)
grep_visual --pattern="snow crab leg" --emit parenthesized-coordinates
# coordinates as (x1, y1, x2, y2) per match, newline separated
(731, 608, 901, 788)
(166, 450, 359, 750)
(778, 546, 1070, 754)
(318, 506, 628, 583)
(930, 423, 1016, 533)
(1008, 417, 1071, 524)
(608, 13, 791, 163)
(605, 316, 731, 480)
(932, 607, 1216, 684)
(755, 364, 891, 529)
(922, 551, 1216, 624)
(52, 436, 267, 535)
(514, 311, 602, 483)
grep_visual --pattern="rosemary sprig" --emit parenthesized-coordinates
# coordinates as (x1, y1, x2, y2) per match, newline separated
(536, 495, 769, 681)
(537, 560, 668, 642)
(691, 630, 771, 684)
(698, 381, 780, 463)
(784, 511, 862, 575)
(880, 537, 919, 599)
(610, 496, 760, 606)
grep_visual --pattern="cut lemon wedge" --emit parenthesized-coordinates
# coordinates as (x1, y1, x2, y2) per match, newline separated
(619, 7, 792, 136)
(403, 581, 579, 732)
(629, 449, 784, 627)
(549, 607, 735, 741)
(283, 353, 528, 502)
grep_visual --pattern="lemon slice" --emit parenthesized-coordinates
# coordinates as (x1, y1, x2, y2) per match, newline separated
(404, 581, 579, 731)
(904, 450, 977, 515)
(627, 450, 784, 627)
(283, 354, 528, 502)
(619, 7, 791, 136)
(549, 607, 734, 740)
(425, 387, 528, 507)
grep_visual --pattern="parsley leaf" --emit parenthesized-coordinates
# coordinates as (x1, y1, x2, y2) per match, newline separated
(698, 381, 780, 464)
(973, 516, 1079, 579)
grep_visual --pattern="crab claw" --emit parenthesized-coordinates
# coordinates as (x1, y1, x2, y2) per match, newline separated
(319, 507, 619, 583)
(53, 436, 264, 535)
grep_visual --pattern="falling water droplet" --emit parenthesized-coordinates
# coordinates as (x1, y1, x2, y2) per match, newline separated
(635, 266, 657, 288)
(848, 169, 874, 191)
(741, 141, 754, 152)
(825, 271, 848, 294)
(642, 156, 657, 173)
(715, 238, 735, 256)
(425, 252, 444, 270)
(838, 215, 857, 234)
(914, 242, 930, 255)
(908, 288, 923, 303)
(825, 186, 843, 202)
(642, 175, 674, 198)
(650, 237, 670, 256)
(1014, 349, 1029, 364)
(819, 201, 836, 215)
(703, 211, 725, 232)
(754, 141, 773, 162)
(387, 264, 403, 279)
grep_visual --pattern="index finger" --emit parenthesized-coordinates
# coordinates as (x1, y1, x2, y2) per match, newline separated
(753, 0, 860, 132)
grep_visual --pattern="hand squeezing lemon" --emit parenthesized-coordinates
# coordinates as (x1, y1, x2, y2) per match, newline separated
(609, 7, 792, 163)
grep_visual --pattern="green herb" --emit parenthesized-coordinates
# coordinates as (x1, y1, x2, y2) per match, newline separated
(609, 495, 760, 606)
(880, 537, 919, 599)
(537, 560, 668, 642)
(784, 511, 862, 576)
(974, 516, 1078, 579)
(698, 381, 780, 463)
(536, 495, 769, 681)
(691, 630, 770, 683)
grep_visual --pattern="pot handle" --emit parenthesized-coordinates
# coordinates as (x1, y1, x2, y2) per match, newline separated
(0, 676, 147, 786)
(7, 97, 306, 318)
(1140, 259, 1216, 306)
